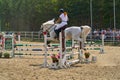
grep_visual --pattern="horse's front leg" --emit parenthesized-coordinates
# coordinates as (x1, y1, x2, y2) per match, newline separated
(47, 37, 55, 41)
(46, 31, 57, 47)
(73, 36, 85, 47)
(46, 30, 55, 41)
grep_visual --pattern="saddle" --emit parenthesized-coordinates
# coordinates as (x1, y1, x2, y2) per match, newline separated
(60, 25, 67, 30)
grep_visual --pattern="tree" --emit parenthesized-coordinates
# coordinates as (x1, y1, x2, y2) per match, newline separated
(0, 0, 120, 31)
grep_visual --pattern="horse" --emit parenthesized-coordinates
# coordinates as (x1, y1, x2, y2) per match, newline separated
(41, 19, 91, 44)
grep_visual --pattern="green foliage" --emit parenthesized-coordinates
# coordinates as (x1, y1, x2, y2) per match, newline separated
(0, 52, 2, 58)
(0, 0, 120, 31)
(4, 52, 10, 58)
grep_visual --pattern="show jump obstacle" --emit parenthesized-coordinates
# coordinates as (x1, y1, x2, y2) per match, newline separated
(2, 32, 49, 68)
(84, 34, 105, 54)
(2, 31, 102, 69)
(53, 30, 84, 68)
(3, 33, 14, 57)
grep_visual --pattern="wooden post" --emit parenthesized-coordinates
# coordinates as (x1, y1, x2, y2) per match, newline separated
(80, 42, 82, 49)
(61, 30, 65, 52)
(59, 28, 66, 68)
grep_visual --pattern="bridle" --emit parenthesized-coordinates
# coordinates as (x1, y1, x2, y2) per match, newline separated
(45, 24, 55, 32)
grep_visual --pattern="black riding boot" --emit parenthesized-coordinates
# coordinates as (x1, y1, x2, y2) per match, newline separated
(54, 29, 61, 38)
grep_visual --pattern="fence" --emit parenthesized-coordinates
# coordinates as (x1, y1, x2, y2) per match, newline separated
(11, 31, 44, 41)
(1, 31, 120, 44)
(20, 32, 41, 39)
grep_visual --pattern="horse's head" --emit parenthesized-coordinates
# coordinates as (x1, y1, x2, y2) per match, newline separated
(41, 18, 55, 32)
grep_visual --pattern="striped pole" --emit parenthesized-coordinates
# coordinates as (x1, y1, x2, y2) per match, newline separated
(43, 32, 48, 67)
(18, 32, 21, 57)
(100, 34, 104, 53)
(113, 0, 116, 44)
(59, 32, 62, 68)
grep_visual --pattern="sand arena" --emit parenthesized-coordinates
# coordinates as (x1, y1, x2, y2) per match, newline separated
(0, 41, 120, 80)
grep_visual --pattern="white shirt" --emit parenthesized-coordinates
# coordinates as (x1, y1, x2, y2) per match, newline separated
(55, 13, 68, 30)
(59, 13, 68, 22)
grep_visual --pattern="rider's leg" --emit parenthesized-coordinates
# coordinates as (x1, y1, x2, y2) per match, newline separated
(54, 29, 61, 38)
(54, 22, 67, 38)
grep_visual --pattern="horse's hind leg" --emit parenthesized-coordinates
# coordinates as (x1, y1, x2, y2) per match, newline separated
(73, 36, 83, 42)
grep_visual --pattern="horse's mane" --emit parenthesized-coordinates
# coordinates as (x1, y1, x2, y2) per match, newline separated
(43, 19, 54, 25)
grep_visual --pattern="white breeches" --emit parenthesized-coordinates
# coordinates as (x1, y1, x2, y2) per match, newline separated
(55, 22, 67, 30)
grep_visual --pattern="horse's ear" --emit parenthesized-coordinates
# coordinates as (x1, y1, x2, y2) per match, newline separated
(40, 24, 43, 29)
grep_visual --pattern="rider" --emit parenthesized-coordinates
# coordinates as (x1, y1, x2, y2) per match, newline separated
(54, 8, 69, 38)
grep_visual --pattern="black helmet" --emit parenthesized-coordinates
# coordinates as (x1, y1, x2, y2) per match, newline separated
(59, 8, 64, 13)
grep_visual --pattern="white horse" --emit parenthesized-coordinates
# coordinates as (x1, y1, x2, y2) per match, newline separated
(41, 19, 91, 43)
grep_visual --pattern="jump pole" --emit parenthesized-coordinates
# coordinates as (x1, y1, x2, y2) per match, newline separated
(18, 32, 21, 43)
(78, 41, 83, 62)
(59, 29, 66, 68)
(59, 32, 63, 68)
(17, 32, 21, 57)
(100, 34, 104, 53)
(42, 31, 48, 67)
